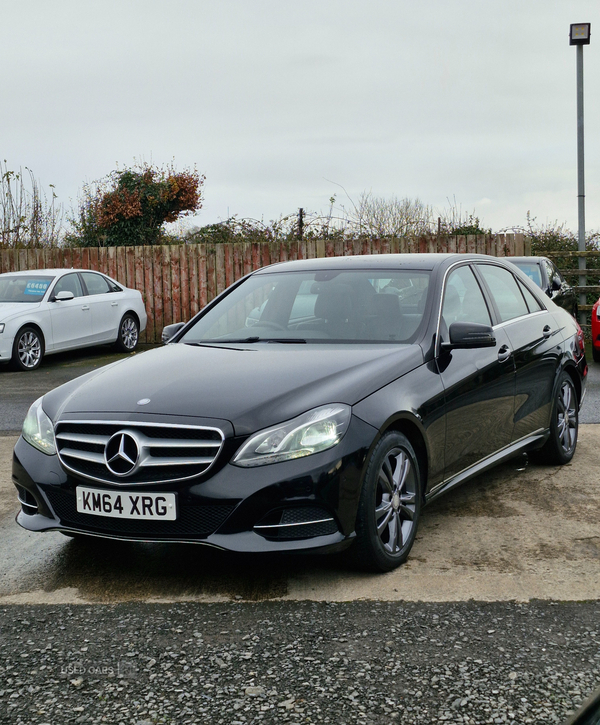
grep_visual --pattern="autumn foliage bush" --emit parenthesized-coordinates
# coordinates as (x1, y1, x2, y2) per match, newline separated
(66, 163, 204, 247)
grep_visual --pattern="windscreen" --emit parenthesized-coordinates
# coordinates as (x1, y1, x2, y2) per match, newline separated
(179, 269, 431, 344)
(0, 275, 55, 303)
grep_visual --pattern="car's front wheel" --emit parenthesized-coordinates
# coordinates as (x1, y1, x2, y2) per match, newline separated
(114, 314, 139, 353)
(12, 326, 44, 371)
(352, 431, 422, 572)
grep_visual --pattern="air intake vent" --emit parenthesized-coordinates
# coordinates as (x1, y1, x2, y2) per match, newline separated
(15, 484, 38, 515)
(55, 420, 224, 485)
(254, 506, 338, 540)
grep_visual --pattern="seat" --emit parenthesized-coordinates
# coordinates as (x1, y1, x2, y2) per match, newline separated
(308, 283, 357, 338)
(368, 294, 404, 340)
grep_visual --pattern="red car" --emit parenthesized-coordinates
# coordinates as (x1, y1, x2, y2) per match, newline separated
(592, 297, 600, 362)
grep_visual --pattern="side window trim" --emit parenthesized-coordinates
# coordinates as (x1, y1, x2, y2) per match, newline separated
(51, 272, 84, 299)
(80, 271, 111, 296)
(471, 264, 502, 326)
(435, 261, 494, 356)
(474, 262, 532, 325)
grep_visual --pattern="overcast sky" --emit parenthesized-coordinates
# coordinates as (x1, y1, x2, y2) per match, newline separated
(2, 0, 599, 235)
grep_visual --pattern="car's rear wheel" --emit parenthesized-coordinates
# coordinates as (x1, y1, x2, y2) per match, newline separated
(592, 346, 600, 364)
(352, 432, 422, 572)
(535, 371, 578, 465)
(12, 326, 44, 371)
(114, 314, 139, 352)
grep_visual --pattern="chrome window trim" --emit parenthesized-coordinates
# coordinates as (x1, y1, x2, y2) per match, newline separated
(434, 258, 549, 357)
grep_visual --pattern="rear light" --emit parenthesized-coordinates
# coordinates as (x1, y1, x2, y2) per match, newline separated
(576, 322, 586, 355)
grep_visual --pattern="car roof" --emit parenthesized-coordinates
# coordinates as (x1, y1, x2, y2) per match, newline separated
(254, 253, 516, 274)
(0, 268, 105, 277)
(507, 257, 550, 264)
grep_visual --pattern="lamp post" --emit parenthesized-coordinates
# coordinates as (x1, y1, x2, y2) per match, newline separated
(569, 22, 591, 324)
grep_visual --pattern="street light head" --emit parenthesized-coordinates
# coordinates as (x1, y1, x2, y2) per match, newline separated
(570, 23, 591, 46)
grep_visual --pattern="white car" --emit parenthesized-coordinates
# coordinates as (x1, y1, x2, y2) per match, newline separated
(0, 269, 148, 371)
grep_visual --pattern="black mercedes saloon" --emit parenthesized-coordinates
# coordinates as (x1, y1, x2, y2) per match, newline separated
(13, 254, 587, 571)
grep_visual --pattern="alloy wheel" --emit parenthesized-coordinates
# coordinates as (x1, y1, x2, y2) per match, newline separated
(556, 379, 577, 455)
(375, 446, 418, 555)
(17, 331, 42, 369)
(120, 317, 139, 350)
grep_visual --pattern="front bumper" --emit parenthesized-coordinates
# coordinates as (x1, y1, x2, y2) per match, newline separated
(0, 334, 14, 363)
(12, 415, 376, 554)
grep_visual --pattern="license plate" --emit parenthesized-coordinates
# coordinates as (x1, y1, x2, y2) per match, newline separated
(76, 487, 177, 521)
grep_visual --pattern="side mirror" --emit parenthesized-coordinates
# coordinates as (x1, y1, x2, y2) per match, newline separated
(162, 322, 185, 344)
(551, 278, 561, 292)
(441, 322, 496, 351)
(53, 291, 75, 302)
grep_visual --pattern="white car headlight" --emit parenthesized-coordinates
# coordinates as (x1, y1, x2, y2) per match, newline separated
(22, 397, 56, 455)
(232, 404, 351, 468)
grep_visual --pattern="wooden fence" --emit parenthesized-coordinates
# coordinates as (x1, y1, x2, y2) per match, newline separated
(0, 233, 529, 343)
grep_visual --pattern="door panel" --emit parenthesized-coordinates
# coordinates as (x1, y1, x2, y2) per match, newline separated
(475, 262, 562, 441)
(48, 273, 94, 350)
(436, 264, 515, 479)
(80, 272, 122, 343)
(502, 311, 562, 440)
(437, 328, 515, 479)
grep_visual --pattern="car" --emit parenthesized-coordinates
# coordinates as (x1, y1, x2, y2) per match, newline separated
(508, 256, 578, 318)
(591, 296, 600, 363)
(0, 269, 148, 371)
(12, 254, 587, 572)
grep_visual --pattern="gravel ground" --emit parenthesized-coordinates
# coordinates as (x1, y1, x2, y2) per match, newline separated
(1, 601, 598, 725)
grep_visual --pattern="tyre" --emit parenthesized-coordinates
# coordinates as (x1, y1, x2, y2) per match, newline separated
(114, 314, 139, 352)
(593, 346, 600, 364)
(536, 371, 578, 465)
(12, 326, 44, 371)
(352, 431, 422, 572)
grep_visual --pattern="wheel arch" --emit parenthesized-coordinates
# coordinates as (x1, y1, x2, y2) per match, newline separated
(14, 321, 46, 349)
(562, 361, 582, 407)
(122, 309, 141, 327)
(376, 415, 429, 503)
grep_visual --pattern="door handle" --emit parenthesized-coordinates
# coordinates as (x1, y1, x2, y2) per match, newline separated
(81, 305, 90, 311)
(111, 302, 119, 307)
(542, 325, 552, 339)
(497, 345, 511, 363)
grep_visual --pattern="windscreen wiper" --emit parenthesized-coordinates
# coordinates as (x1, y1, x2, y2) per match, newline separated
(187, 337, 307, 345)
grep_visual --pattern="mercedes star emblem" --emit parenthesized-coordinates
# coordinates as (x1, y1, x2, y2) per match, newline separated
(105, 431, 140, 476)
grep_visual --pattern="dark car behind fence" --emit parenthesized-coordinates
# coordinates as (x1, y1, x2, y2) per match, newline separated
(0, 234, 533, 344)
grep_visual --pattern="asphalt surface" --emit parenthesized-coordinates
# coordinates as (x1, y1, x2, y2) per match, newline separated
(0, 345, 599, 725)
(1, 601, 599, 725)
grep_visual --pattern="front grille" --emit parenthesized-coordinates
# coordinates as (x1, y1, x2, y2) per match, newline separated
(55, 420, 224, 485)
(44, 487, 234, 538)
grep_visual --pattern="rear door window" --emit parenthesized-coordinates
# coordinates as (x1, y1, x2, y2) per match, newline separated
(477, 264, 529, 323)
(81, 272, 112, 296)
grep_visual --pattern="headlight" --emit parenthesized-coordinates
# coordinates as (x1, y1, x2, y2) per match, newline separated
(232, 404, 351, 467)
(22, 397, 56, 455)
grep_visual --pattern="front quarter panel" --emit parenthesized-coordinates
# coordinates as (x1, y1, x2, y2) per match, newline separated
(352, 359, 445, 492)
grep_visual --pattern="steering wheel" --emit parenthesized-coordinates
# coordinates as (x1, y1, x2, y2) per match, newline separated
(257, 320, 286, 330)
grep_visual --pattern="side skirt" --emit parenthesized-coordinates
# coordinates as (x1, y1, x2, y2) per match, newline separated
(424, 430, 549, 505)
